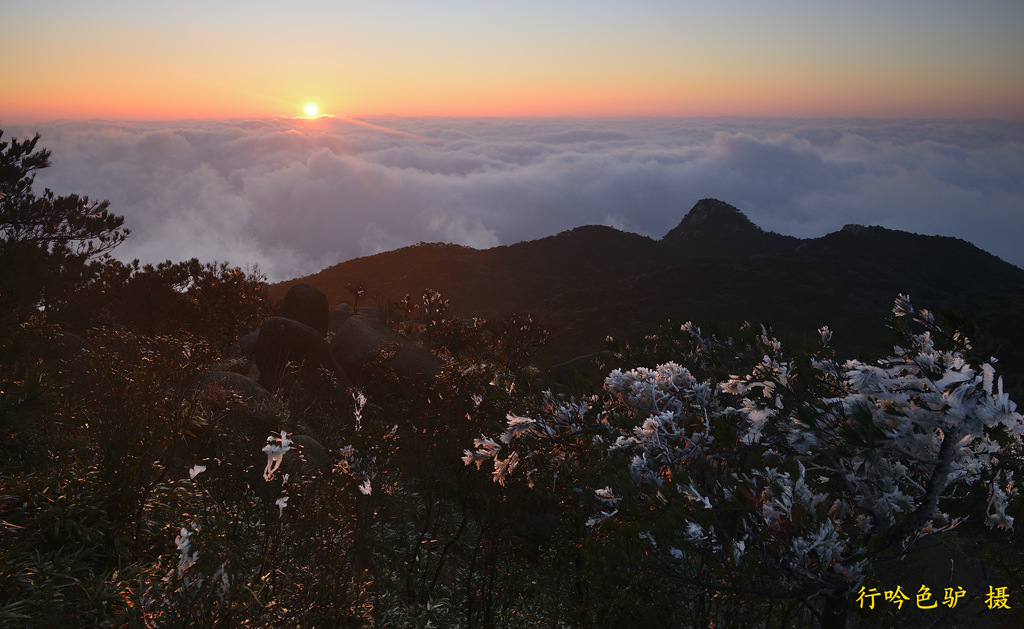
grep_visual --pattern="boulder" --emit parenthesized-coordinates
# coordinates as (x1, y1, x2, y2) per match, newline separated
(279, 283, 329, 336)
(197, 370, 270, 402)
(287, 434, 331, 473)
(255, 316, 353, 392)
(55, 329, 86, 356)
(190, 370, 273, 436)
(225, 329, 259, 359)
(328, 303, 355, 334)
(331, 314, 441, 380)
(44, 330, 87, 367)
(355, 306, 403, 324)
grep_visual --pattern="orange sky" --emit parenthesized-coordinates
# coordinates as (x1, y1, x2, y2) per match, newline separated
(2, 1, 1022, 122)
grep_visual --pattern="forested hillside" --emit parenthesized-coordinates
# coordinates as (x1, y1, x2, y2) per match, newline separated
(274, 199, 1024, 393)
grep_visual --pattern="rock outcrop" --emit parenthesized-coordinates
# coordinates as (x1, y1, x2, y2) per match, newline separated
(255, 316, 353, 392)
(279, 283, 330, 336)
(284, 434, 331, 475)
(661, 198, 799, 258)
(198, 370, 270, 402)
(225, 330, 260, 359)
(328, 303, 355, 335)
(330, 314, 440, 380)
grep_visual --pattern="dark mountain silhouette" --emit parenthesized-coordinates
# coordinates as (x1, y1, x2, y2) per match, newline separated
(271, 199, 1024, 388)
(662, 198, 800, 258)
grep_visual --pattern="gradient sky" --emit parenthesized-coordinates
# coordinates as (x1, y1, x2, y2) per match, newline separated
(2, 0, 1023, 121)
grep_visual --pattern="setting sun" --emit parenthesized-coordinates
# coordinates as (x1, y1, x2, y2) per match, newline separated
(304, 104, 318, 117)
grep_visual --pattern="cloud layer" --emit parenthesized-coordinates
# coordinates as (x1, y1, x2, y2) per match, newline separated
(10, 116, 1024, 280)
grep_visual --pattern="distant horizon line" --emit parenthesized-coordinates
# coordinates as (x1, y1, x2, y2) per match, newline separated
(6, 113, 1024, 126)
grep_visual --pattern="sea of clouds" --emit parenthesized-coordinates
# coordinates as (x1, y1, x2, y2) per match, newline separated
(8, 116, 1024, 281)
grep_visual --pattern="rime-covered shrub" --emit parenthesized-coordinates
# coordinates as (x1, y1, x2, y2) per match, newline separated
(465, 296, 1024, 626)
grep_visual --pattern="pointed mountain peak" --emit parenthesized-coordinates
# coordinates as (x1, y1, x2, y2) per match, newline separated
(663, 198, 763, 241)
(660, 198, 799, 259)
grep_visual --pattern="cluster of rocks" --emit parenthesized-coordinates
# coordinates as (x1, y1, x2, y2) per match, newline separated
(216, 286, 440, 403)
(222, 282, 441, 396)
(195, 283, 442, 472)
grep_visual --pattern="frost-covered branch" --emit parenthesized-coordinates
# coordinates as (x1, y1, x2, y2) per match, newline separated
(461, 295, 1024, 618)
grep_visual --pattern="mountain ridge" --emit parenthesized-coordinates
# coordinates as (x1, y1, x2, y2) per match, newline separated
(270, 199, 1024, 386)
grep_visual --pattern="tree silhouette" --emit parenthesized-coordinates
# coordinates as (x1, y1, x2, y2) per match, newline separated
(1, 130, 128, 322)
(346, 280, 367, 309)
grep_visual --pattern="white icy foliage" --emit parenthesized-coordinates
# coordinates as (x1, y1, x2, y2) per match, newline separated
(828, 315, 1023, 533)
(595, 486, 619, 505)
(501, 413, 552, 443)
(212, 562, 230, 600)
(174, 526, 199, 579)
(462, 394, 589, 484)
(462, 295, 1024, 598)
(461, 437, 502, 470)
(713, 298, 1022, 589)
(352, 390, 367, 431)
(586, 509, 619, 528)
(262, 431, 292, 481)
(491, 451, 519, 486)
(986, 472, 1016, 530)
(605, 361, 717, 476)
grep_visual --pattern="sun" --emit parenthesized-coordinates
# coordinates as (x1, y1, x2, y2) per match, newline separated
(304, 104, 318, 117)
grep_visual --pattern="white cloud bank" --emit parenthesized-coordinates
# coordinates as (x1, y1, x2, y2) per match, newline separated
(8, 117, 1024, 281)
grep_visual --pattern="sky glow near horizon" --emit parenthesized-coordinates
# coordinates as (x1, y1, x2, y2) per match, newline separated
(9, 117, 1024, 282)
(1, 1, 1023, 121)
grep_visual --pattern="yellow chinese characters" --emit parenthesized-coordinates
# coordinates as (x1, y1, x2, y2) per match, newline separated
(986, 586, 1011, 610)
(856, 584, 1010, 611)
(916, 585, 938, 609)
(884, 586, 910, 610)
(857, 586, 882, 610)
(944, 586, 967, 609)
